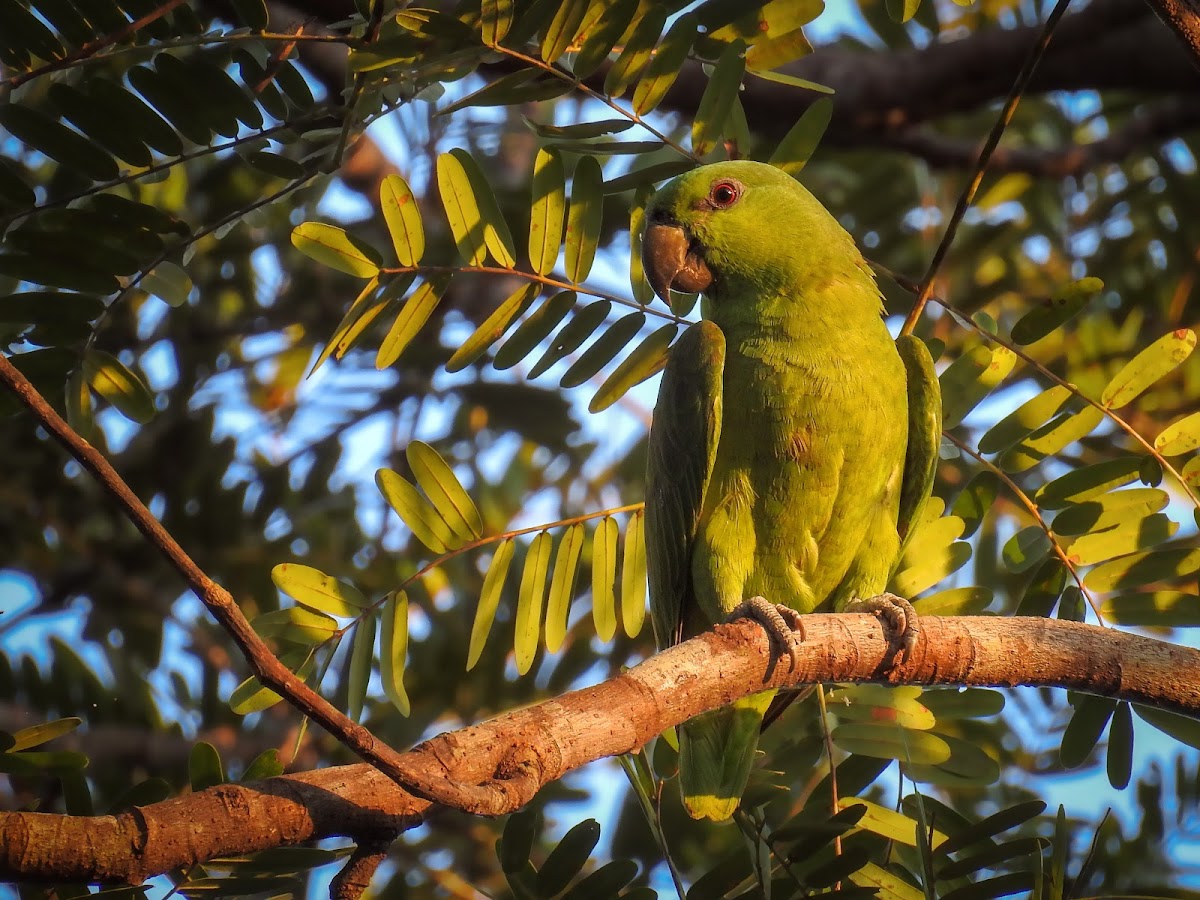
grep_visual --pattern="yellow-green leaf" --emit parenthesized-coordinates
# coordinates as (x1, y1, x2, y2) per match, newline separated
(529, 149, 565, 276)
(572, 0, 638, 79)
(516, 532, 553, 675)
(566, 156, 604, 283)
(768, 97, 832, 177)
(449, 148, 517, 267)
(82, 349, 154, 424)
(692, 41, 745, 157)
(1101, 591, 1200, 626)
(1002, 526, 1052, 574)
(541, 0, 587, 62)
(590, 324, 676, 413)
(832, 723, 950, 765)
(9, 718, 81, 752)
(446, 282, 541, 373)
(1067, 514, 1178, 566)
(1102, 329, 1196, 409)
(1084, 548, 1200, 592)
(912, 586, 992, 616)
(271, 563, 369, 617)
(406, 441, 483, 543)
(939, 344, 1017, 429)
(380, 591, 410, 716)
(545, 524, 585, 653)
(377, 275, 451, 369)
(592, 517, 618, 641)
(437, 151, 488, 265)
(1155, 411, 1200, 456)
(840, 798, 947, 849)
(1000, 406, 1105, 473)
(251, 607, 338, 644)
(381, 174, 425, 266)
(1035, 457, 1143, 509)
(1052, 488, 1170, 536)
(621, 510, 647, 637)
(978, 385, 1073, 455)
(141, 262, 192, 307)
(481, 0, 513, 45)
(494, 291, 576, 371)
(229, 650, 313, 715)
(468, 539, 515, 670)
(628, 183, 655, 305)
(290, 222, 381, 278)
(376, 468, 458, 552)
(347, 611, 377, 722)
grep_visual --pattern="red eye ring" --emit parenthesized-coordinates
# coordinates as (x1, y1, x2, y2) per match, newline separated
(709, 180, 740, 208)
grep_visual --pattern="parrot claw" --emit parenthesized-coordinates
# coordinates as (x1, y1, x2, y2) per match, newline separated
(726, 596, 804, 671)
(844, 592, 919, 662)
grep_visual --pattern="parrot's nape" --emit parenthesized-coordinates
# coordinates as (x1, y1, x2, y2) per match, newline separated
(641, 160, 941, 821)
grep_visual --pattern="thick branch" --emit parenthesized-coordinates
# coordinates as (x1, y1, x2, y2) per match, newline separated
(4, 614, 1199, 884)
(1144, 0, 1200, 69)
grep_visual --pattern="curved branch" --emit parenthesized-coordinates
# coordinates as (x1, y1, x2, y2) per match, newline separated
(4, 613, 1199, 883)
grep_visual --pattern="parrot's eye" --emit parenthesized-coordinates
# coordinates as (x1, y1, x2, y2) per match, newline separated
(708, 181, 741, 208)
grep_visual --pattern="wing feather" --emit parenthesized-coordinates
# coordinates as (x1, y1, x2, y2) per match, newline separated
(645, 320, 725, 648)
(895, 334, 942, 555)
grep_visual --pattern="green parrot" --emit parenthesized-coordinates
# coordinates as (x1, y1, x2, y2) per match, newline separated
(641, 160, 941, 822)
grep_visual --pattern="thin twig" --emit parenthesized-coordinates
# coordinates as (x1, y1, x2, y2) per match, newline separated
(901, 0, 1073, 336)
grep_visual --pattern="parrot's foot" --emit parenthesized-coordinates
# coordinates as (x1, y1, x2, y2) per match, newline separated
(726, 596, 804, 670)
(844, 592, 919, 662)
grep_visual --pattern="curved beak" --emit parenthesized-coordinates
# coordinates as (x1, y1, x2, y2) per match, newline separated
(642, 222, 713, 304)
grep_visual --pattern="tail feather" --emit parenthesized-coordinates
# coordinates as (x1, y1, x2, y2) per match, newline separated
(679, 690, 774, 821)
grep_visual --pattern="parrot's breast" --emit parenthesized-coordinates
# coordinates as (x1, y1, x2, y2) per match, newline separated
(692, 319, 908, 621)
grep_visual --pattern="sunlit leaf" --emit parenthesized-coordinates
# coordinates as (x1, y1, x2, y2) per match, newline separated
(545, 523, 585, 653)
(1102, 329, 1195, 409)
(1036, 457, 1143, 509)
(1154, 411, 1200, 456)
(953, 472, 999, 538)
(251, 607, 338, 644)
(291, 222, 381, 278)
(566, 156, 604, 283)
(1000, 406, 1104, 473)
(832, 723, 950, 765)
(1065, 513, 1177, 566)
(9, 718, 81, 752)
(912, 586, 992, 616)
(1051, 488, 1169, 536)
(541, 0, 587, 62)
(381, 591, 410, 716)
(469, 540, 516, 670)
(572, 0, 638, 79)
(83, 349, 155, 424)
(516, 532, 553, 675)
(271, 563, 370, 617)
(939, 344, 1017, 429)
(141, 262, 192, 308)
(450, 148, 517, 268)
(592, 516, 619, 641)
(347, 610, 377, 722)
(1084, 548, 1200, 592)
(604, 6, 666, 97)
(376, 468, 457, 553)
(1010, 279, 1103, 345)
(381, 174, 425, 266)
(406, 441, 483, 544)
(437, 151, 488, 265)
(621, 510, 647, 637)
(481, 0, 513, 44)
(377, 275, 451, 369)
(978, 385, 1073, 455)
(1002, 526, 1052, 574)
(229, 650, 314, 715)
(1101, 591, 1200, 626)
(529, 148, 565, 275)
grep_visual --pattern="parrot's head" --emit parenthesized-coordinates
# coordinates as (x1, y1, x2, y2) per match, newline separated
(642, 161, 872, 324)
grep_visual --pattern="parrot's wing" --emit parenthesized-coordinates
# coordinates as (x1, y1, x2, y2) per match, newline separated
(895, 334, 942, 554)
(646, 320, 725, 648)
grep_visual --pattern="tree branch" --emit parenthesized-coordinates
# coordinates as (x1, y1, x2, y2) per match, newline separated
(4, 613, 1199, 884)
(1143, 0, 1200, 70)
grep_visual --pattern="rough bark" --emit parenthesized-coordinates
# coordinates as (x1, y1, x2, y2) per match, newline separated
(4, 613, 1199, 884)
